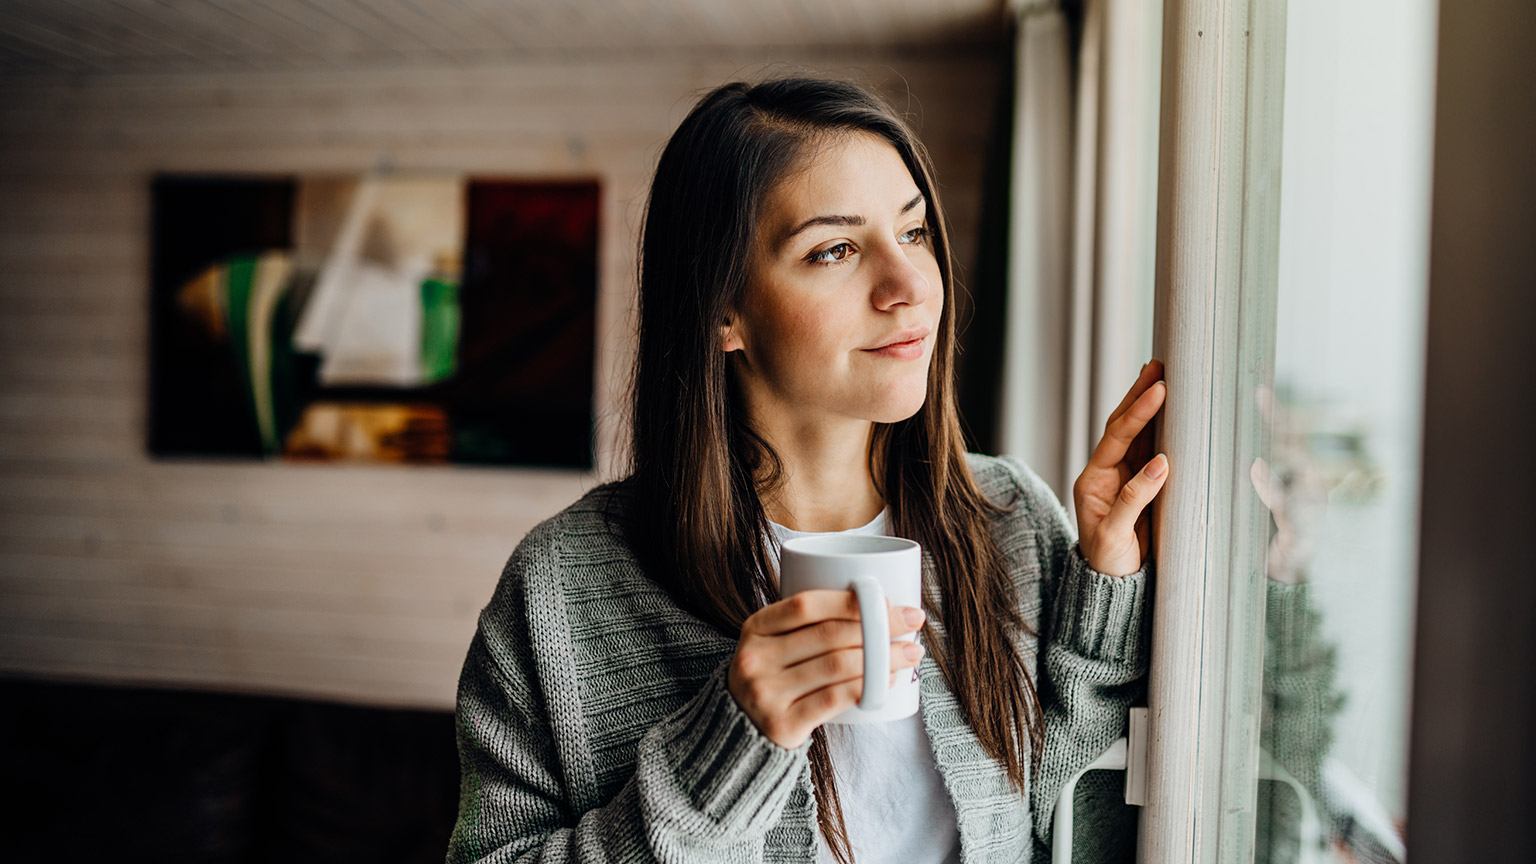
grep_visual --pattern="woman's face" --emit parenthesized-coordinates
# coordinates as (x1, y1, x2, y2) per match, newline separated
(724, 132, 943, 430)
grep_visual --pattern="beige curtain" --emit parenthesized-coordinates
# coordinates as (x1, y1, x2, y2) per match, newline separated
(999, 0, 1159, 516)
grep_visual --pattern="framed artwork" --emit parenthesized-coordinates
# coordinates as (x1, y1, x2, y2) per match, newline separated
(148, 174, 599, 469)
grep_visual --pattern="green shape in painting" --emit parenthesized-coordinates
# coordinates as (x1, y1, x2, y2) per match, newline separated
(420, 275, 460, 383)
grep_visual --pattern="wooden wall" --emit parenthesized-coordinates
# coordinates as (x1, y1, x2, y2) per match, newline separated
(0, 51, 1005, 709)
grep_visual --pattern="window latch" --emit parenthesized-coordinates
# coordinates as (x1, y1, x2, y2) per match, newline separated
(1124, 706, 1149, 806)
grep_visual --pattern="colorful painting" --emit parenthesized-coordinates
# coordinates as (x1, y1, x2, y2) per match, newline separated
(149, 174, 599, 469)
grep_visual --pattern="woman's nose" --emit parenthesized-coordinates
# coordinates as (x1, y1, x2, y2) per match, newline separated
(870, 243, 933, 310)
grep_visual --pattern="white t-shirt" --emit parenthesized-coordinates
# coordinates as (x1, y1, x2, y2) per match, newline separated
(769, 511, 963, 864)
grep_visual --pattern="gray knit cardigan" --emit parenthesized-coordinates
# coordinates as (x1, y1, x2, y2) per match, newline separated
(448, 454, 1152, 863)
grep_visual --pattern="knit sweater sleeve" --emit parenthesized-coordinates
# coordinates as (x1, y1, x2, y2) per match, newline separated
(446, 525, 809, 863)
(990, 457, 1153, 855)
(1260, 580, 1343, 806)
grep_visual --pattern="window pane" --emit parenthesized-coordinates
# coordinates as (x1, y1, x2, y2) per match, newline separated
(1247, 1, 1435, 860)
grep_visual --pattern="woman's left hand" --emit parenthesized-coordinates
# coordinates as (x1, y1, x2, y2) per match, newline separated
(1074, 359, 1170, 576)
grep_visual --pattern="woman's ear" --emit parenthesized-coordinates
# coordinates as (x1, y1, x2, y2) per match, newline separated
(720, 313, 745, 353)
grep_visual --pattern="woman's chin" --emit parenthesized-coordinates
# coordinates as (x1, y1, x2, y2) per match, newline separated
(865, 388, 929, 424)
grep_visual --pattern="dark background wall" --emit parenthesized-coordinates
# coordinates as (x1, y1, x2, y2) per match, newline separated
(0, 678, 459, 863)
(1407, 0, 1536, 860)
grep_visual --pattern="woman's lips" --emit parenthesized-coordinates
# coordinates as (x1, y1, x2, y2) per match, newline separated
(862, 334, 928, 360)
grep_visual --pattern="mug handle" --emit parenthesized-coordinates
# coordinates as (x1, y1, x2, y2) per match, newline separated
(850, 575, 888, 711)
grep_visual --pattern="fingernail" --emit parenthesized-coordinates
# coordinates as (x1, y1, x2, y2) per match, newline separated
(1147, 453, 1168, 478)
(904, 642, 925, 662)
(901, 606, 926, 627)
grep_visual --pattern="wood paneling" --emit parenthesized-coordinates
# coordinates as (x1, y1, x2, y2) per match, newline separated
(0, 1, 1007, 74)
(0, 50, 1006, 709)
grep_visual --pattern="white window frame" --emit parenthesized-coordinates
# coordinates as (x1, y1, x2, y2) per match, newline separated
(1141, 0, 1290, 859)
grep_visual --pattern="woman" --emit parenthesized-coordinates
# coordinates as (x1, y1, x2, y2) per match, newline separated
(448, 77, 1169, 864)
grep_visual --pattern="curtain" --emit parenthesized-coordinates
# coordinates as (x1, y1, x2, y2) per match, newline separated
(999, 0, 1159, 516)
(999, 2, 1075, 499)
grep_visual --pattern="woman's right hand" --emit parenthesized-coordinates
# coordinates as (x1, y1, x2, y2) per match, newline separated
(727, 590, 926, 749)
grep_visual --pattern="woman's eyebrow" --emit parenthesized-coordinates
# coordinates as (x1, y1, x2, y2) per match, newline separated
(778, 192, 927, 247)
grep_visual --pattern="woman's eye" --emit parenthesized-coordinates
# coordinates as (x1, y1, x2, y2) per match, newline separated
(809, 243, 855, 265)
(900, 226, 930, 245)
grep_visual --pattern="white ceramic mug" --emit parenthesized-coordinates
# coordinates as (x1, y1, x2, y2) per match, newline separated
(778, 534, 923, 724)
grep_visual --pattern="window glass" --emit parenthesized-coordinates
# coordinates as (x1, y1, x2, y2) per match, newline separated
(1247, 1, 1435, 860)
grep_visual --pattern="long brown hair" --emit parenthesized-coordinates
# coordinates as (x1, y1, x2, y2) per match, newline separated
(627, 77, 1042, 863)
